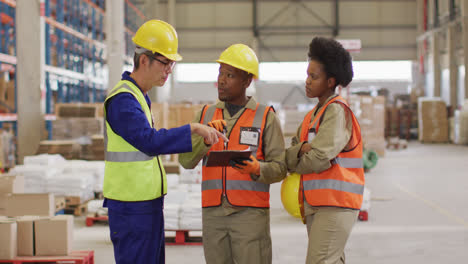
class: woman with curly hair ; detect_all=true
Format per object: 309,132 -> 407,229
285,37 -> 365,264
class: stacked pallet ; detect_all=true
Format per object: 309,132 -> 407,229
418,98 -> 448,143
36,140 -> 81,160
89,135 -> 104,160
349,95 -> 386,157
52,103 -> 103,140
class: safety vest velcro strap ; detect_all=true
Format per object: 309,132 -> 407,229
105,151 -> 153,162
226,180 -> 269,192
331,157 -> 363,169
303,179 -> 364,195
202,179 -> 223,191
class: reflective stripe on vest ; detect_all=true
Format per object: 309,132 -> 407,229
202,179 -> 269,192
331,157 -> 363,169
103,81 -> 166,201
303,179 -> 364,195
201,103 -> 272,208
299,95 -> 365,210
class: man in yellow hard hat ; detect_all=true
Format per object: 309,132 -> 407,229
179,44 -> 287,264
103,20 -> 227,264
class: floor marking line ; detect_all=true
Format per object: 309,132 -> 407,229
394,183 -> 468,228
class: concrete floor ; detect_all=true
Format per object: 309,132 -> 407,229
73,142 -> 468,263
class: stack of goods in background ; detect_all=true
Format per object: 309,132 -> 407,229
417,98 -> 449,143
8,154 -> 104,217
163,163 -> 203,231
384,93 -> 418,150
348,95 -> 386,157
277,106 -> 309,137
0,73 -> 15,114
391,94 -> 418,140
450,99 -> 468,145
151,102 -> 204,165
0,124 -> 15,169
38,103 -> 104,160
0,170 -> 74,259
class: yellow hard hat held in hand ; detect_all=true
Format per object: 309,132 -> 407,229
281,172 -> 301,219
216,44 -> 259,78
132,20 -> 183,61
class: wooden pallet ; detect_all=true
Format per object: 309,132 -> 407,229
165,230 -> 203,246
0,250 -> 94,264
64,202 -> 88,216
55,103 -> 103,119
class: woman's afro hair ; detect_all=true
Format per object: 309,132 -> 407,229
308,37 -> 354,87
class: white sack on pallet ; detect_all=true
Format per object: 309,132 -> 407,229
166,173 -> 179,189
47,172 -> 95,202
164,203 -> 180,230
23,154 -> 67,166
87,199 -> 108,216
179,163 -> 202,184
10,164 -> 62,193
179,193 -> 202,230
59,160 -> 105,192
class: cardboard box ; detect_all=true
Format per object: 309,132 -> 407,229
0,174 -> 25,194
0,220 -> 17,259
4,193 -> 55,217
17,216 -> 44,256
35,215 -> 74,256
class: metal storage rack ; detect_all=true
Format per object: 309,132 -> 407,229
40,0 -> 107,137
123,0 -> 146,70
0,0 -> 16,126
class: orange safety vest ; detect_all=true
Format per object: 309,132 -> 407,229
299,95 -> 365,212
200,103 -> 273,208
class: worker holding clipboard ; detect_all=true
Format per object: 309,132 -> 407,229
179,44 -> 287,264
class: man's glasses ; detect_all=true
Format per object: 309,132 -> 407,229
147,53 -> 176,70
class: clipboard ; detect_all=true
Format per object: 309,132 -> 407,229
205,150 -> 252,167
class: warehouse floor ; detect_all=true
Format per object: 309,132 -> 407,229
73,142 -> 468,264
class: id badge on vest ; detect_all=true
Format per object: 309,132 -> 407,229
239,127 -> 260,146
308,128 -> 316,143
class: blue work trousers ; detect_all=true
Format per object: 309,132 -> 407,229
108,199 -> 165,264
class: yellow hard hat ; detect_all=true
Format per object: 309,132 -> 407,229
216,44 -> 259,79
280,173 -> 301,219
132,20 -> 182,61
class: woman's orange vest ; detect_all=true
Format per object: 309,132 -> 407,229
200,103 -> 272,208
299,95 -> 365,211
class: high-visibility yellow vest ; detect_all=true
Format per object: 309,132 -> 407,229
103,80 -> 167,201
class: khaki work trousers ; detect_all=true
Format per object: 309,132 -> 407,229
202,207 -> 272,264
305,207 -> 358,264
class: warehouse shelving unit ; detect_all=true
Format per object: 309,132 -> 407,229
0,0 -> 16,127
40,0 -> 107,138
123,0 -> 146,70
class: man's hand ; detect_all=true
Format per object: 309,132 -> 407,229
230,155 -> 260,175
299,142 -> 312,157
207,120 -> 227,133
190,123 -> 228,145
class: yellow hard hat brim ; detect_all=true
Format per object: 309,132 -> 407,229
216,59 -> 258,79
